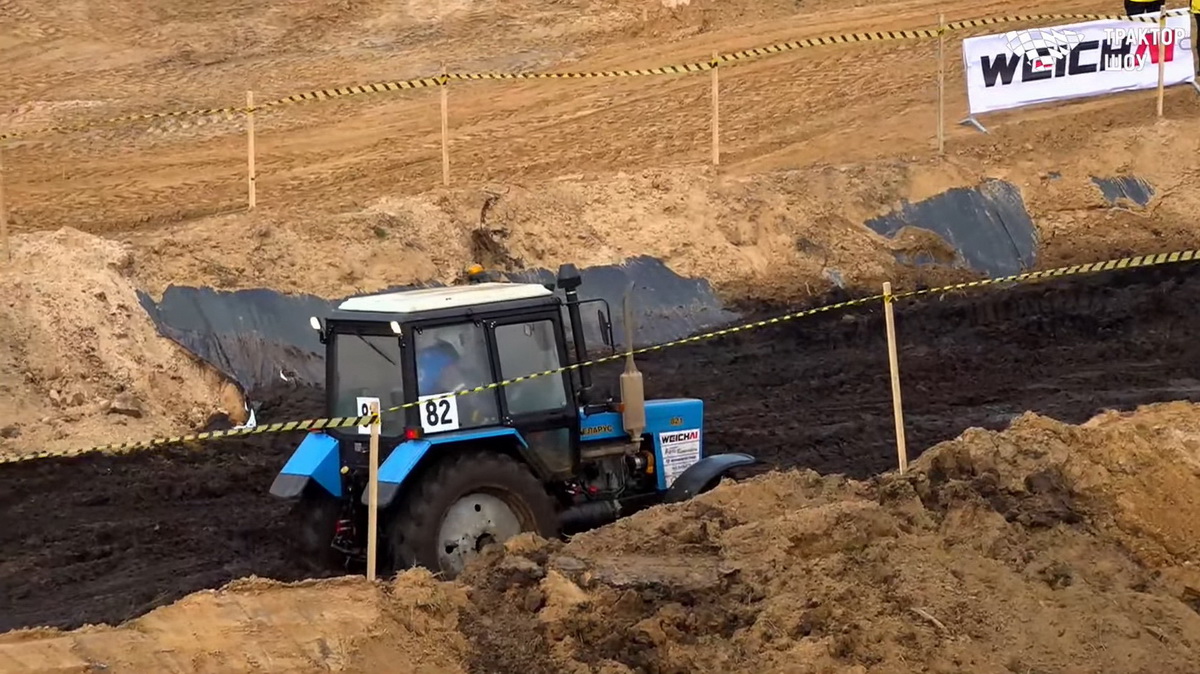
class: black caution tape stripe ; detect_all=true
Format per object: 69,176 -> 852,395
0,77 -> 454,141
2,114 -> 239,149
3,247 -> 1198,466
0,79 -> 447,141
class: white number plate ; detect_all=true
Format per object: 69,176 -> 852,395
418,393 -> 460,433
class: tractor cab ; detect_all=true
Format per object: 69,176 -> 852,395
269,264 -> 755,578
302,264 -> 618,479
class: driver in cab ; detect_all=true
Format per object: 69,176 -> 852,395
416,339 -> 492,427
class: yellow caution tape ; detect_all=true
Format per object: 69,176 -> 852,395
893,249 -> 1199,301
2,246 -> 1196,466
256,76 -> 445,108
7,7 -> 1183,141
0,106 -> 243,142
450,29 -> 940,81
0,78 -> 448,142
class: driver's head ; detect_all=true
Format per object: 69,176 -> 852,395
417,339 -> 462,392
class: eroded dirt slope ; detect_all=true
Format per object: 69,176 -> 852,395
5,0 -> 1200,667
8,399 -> 1200,673
0,229 -> 244,460
119,116 -> 1200,303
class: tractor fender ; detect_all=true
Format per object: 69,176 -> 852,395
269,431 -> 342,499
367,439 -> 432,509
663,452 -> 757,504
364,427 -> 530,508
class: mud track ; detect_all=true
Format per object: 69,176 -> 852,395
3,261 -> 1200,632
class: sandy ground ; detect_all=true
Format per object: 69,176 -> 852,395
7,401 -> 1200,672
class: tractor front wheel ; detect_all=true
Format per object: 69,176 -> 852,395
387,451 -> 558,579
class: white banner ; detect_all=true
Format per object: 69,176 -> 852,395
963,11 -> 1196,115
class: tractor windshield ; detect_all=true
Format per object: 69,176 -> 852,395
330,330 -> 404,435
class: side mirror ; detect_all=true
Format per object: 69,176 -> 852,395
597,309 -> 613,349
309,316 -> 328,344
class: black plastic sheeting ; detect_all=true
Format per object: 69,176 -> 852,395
1091,175 -> 1154,207
137,256 -> 739,395
864,179 -> 1038,278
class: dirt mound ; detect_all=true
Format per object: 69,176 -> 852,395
918,401 -> 1200,581
0,572 -> 471,674
0,228 -> 244,460
9,401 -> 1200,672
455,402 -> 1200,673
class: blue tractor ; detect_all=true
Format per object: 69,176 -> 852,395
269,264 -> 756,578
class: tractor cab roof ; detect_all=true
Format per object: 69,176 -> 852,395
327,281 -> 561,325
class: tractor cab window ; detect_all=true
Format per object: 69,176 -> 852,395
494,320 -> 569,416
414,322 -> 500,432
331,331 -> 404,436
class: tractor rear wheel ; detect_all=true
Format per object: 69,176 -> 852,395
386,450 -> 558,579
288,485 -> 345,575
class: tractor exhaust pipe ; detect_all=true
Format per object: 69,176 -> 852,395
619,282 -> 645,441
557,264 -> 593,402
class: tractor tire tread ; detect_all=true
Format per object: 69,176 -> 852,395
385,449 -> 557,578
288,485 -> 345,574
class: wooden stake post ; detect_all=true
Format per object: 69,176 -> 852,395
1156,13 -> 1168,117
882,282 -> 909,474
441,66 -> 450,187
937,13 -> 946,155
366,401 -> 381,581
246,91 -> 257,210
711,51 -> 720,167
